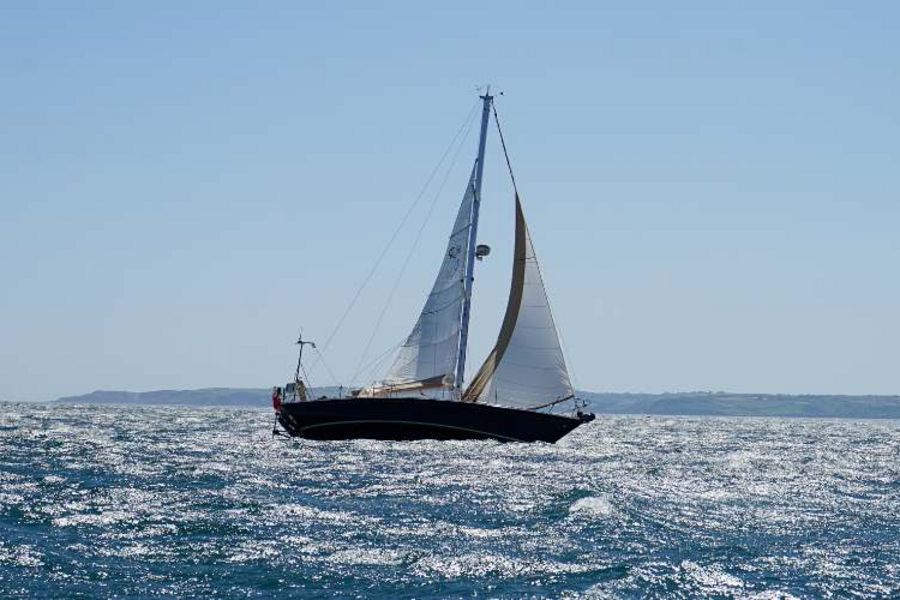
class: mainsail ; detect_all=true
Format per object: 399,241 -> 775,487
463,195 -> 574,410
360,167 -> 477,396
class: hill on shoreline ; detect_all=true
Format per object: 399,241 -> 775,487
49,388 -> 900,419
53,388 -> 274,408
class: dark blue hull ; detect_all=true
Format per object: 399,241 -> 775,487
277,397 -> 592,443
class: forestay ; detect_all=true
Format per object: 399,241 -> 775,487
463,196 -> 574,410
360,167 -> 476,396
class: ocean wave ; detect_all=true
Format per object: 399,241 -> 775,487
1,405 -> 898,598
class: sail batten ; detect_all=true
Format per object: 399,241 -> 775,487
463,194 -> 574,411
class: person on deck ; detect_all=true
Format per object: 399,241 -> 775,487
296,379 -> 308,402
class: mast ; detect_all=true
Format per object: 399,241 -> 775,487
455,88 -> 493,392
294,333 -> 316,383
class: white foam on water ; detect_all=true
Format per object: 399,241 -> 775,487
681,560 -> 745,592
52,510 -> 131,528
569,495 -> 616,518
0,543 -> 44,568
741,591 -> 802,600
225,540 -> 281,564
327,548 -> 405,566
274,502 -> 379,527
411,552 -> 594,580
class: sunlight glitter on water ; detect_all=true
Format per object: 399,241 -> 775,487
1,403 -> 899,598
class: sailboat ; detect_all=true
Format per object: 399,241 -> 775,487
275,90 -> 594,443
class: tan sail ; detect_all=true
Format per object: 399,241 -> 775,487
463,195 -> 527,401
463,194 -> 574,410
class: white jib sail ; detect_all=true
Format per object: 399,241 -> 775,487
362,167 -> 476,395
464,196 -> 574,410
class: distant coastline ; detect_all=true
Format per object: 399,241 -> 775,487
581,391 -> 900,419
46,388 -> 900,419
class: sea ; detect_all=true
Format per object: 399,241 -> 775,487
1,404 -> 898,599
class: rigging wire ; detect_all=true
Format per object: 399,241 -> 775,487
491,102 -> 518,196
311,345 -> 340,390
349,111 -> 478,387
352,337 -> 404,389
554,316 -> 584,409
300,360 -> 317,398
306,101 -> 480,380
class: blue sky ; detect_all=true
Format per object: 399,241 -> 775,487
2,1 -> 898,401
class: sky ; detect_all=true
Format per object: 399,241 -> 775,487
1,1 -> 898,402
